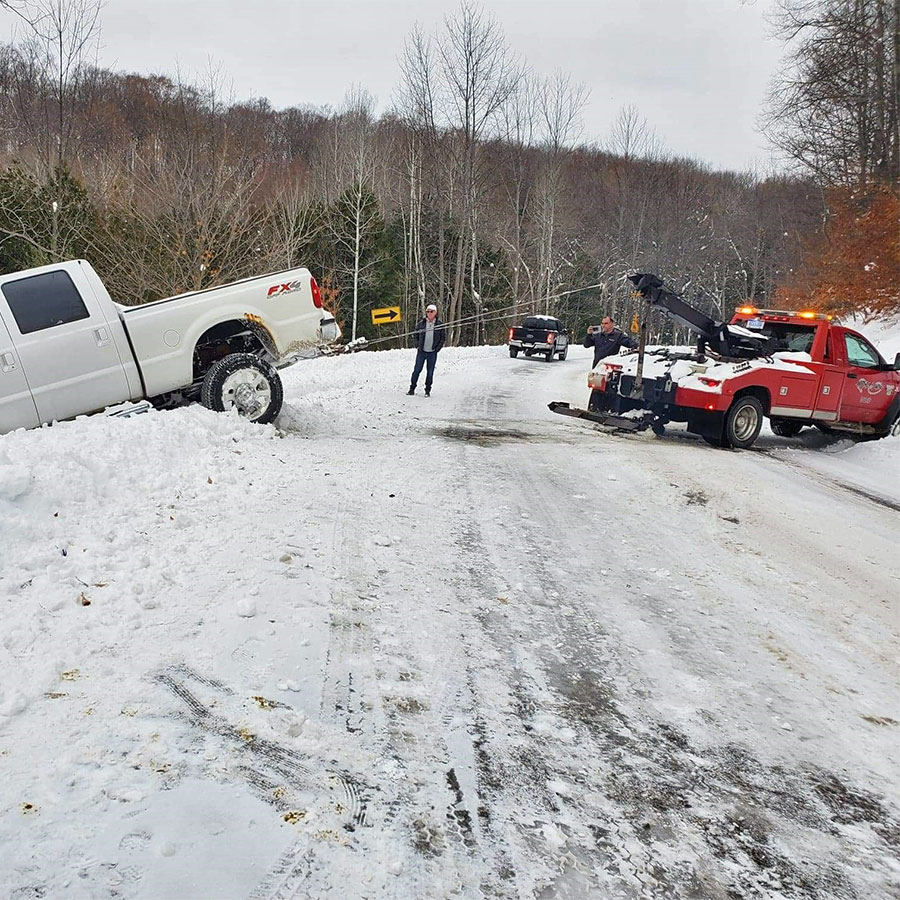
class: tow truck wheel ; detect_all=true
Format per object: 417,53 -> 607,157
588,389 -> 610,413
725,395 -> 764,449
509,347 -> 519,358
770,418 -> 804,438
201,352 -> 283,424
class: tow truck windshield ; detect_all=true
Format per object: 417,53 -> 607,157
733,320 -> 817,353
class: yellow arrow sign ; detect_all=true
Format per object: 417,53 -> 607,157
372,306 -> 402,325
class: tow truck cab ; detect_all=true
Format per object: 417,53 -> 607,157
728,306 -> 900,433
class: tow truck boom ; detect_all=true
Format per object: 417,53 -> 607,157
628,273 -> 766,360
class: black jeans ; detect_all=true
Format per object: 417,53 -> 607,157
410,350 -> 437,390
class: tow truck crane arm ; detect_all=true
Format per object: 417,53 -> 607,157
628,273 -> 767,360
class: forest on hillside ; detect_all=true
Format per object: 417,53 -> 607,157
0,0 -> 897,347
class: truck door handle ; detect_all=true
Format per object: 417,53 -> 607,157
1,351 -> 16,372
846,372 -> 857,379
93,327 -> 110,347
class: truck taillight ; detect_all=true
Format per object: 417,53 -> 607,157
310,276 -> 323,309
508,328 -> 514,341
548,332 -> 556,343
698,377 -> 721,387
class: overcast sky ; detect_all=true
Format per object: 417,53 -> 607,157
2,0 -> 786,173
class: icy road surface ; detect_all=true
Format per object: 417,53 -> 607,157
1,343 -> 898,899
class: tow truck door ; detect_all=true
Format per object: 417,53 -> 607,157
809,328 -> 844,422
837,329 -> 895,424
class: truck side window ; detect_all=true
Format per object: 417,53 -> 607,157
844,333 -> 880,368
2,270 -> 90,335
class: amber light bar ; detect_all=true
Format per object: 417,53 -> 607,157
734,306 -> 833,321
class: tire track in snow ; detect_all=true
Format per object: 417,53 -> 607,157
450,398 -> 898,898
153,664 -> 370,828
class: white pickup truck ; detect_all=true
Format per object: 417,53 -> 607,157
0,259 -> 340,433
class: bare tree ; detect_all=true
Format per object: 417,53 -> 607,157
1,0 -> 102,259
319,86 -> 382,340
397,26 -> 439,322
535,70 -> 587,313
265,179 -> 322,273
496,72 -> 538,317
763,0 -> 899,186
435,1 -> 522,342
11,0 -> 103,171
0,1 -> 36,24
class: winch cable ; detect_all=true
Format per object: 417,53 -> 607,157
353,281 -> 608,348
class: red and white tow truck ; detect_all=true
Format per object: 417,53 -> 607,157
550,273 -> 900,450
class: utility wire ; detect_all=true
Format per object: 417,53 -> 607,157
357,281 -> 607,348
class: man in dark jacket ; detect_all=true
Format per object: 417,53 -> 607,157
583,316 -> 637,367
408,304 -> 446,396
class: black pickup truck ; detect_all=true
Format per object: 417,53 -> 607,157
507,315 -> 569,361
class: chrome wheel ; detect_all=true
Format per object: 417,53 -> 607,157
220,368 -> 273,420
732,405 -> 759,442
725,395 -> 764,449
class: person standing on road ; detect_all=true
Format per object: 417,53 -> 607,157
408,304 -> 446,397
583,316 -> 637,367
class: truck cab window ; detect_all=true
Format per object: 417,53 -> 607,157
2,270 -> 90,334
844,333 -> 880,368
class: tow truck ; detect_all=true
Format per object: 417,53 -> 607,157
549,273 -> 900,449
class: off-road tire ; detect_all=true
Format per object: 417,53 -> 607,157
724,395 -> 764,449
200,352 -> 283,424
770,418 -> 804,438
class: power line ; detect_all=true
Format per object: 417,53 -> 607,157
358,281 -> 607,348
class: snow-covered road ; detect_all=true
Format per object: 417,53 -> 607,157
1,343 -> 898,899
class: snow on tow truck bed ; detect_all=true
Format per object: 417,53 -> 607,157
594,347 -> 816,393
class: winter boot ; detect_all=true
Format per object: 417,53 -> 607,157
407,387 -> 415,395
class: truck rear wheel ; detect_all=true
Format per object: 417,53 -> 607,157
588,389 -> 611,413
201,352 -> 283,424
509,347 -> 519,358
724,395 -> 763,449
544,349 -> 554,361
558,344 -> 568,360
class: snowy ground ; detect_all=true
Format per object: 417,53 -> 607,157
1,336 -> 898,899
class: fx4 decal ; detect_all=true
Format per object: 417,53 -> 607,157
267,280 -> 305,298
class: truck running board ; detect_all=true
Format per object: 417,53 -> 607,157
548,401 -> 651,432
